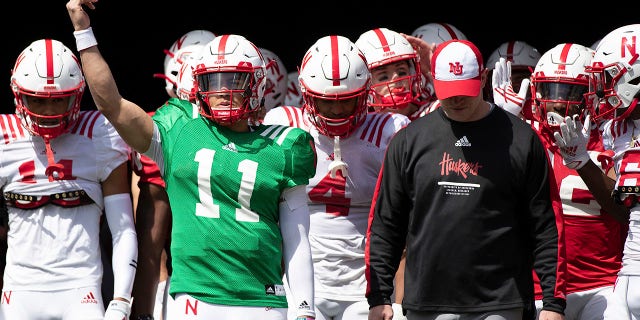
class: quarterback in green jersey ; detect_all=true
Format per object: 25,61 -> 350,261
66,2 -> 317,319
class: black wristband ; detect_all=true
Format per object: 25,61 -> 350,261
136,315 -> 154,320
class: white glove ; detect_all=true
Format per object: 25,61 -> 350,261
103,299 -> 132,320
392,303 -> 408,320
552,113 -> 591,170
492,57 -> 530,117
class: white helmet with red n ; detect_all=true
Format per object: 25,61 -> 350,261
11,39 -> 85,139
259,48 -> 288,112
586,24 -> 640,122
156,29 -> 216,98
355,27 -> 425,111
192,34 -> 266,124
410,22 -> 467,45
486,40 -> 541,105
530,43 -> 593,132
176,55 -> 199,102
299,35 -> 371,138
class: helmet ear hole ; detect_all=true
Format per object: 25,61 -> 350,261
630,76 -> 640,87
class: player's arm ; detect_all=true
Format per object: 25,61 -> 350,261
280,185 -> 315,319
577,160 -> 629,223
131,182 -> 171,319
528,136 -> 566,314
553,115 -> 629,223
102,161 -> 138,319
66,0 -> 153,153
279,129 -> 317,319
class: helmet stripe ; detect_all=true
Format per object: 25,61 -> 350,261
330,35 -> 340,87
506,41 -> 516,63
439,23 -> 460,40
45,39 -> 54,85
558,43 -> 572,71
217,35 -> 229,61
373,28 -> 390,53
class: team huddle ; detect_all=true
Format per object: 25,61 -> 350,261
0,0 -> 638,320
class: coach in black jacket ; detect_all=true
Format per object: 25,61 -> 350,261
365,39 -> 566,320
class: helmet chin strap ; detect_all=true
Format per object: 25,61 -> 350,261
328,136 -> 348,178
43,137 -> 65,182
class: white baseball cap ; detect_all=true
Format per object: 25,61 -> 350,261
430,39 -> 484,100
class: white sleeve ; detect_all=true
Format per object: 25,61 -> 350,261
143,122 -> 165,177
279,185 -> 316,318
262,106 -> 290,126
105,193 -> 138,300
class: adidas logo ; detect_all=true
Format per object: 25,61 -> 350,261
265,285 -> 275,294
275,285 -> 286,296
454,136 -> 471,147
80,291 -> 98,304
298,300 -> 312,311
222,143 -> 237,152
263,284 -> 287,296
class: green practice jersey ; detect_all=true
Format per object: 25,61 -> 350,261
153,99 -> 316,307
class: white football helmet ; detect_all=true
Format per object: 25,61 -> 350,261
175,55 -> 198,102
486,40 -> 541,70
11,39 -> 85,139
530,43 -> 593,132
299,35 -> 371,138
355,27 -> 425,111
156,29 -> 216,98
193,34 -> 266,124
410,22 -> 467,45
486,40 -> 541,99
259,48 -> 288,112
586,24 -> 640,121
284,71 -> 303,107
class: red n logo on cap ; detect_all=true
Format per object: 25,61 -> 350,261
449,62 -> 463,75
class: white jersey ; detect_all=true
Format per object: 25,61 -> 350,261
0,111 -> 130,291
601,118 -> 640,275
407,99 -> 439,120
264,107 -> 409,300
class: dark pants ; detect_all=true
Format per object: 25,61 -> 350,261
405,308 -> 523,320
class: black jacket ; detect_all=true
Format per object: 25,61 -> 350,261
366,105 -> 566,314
